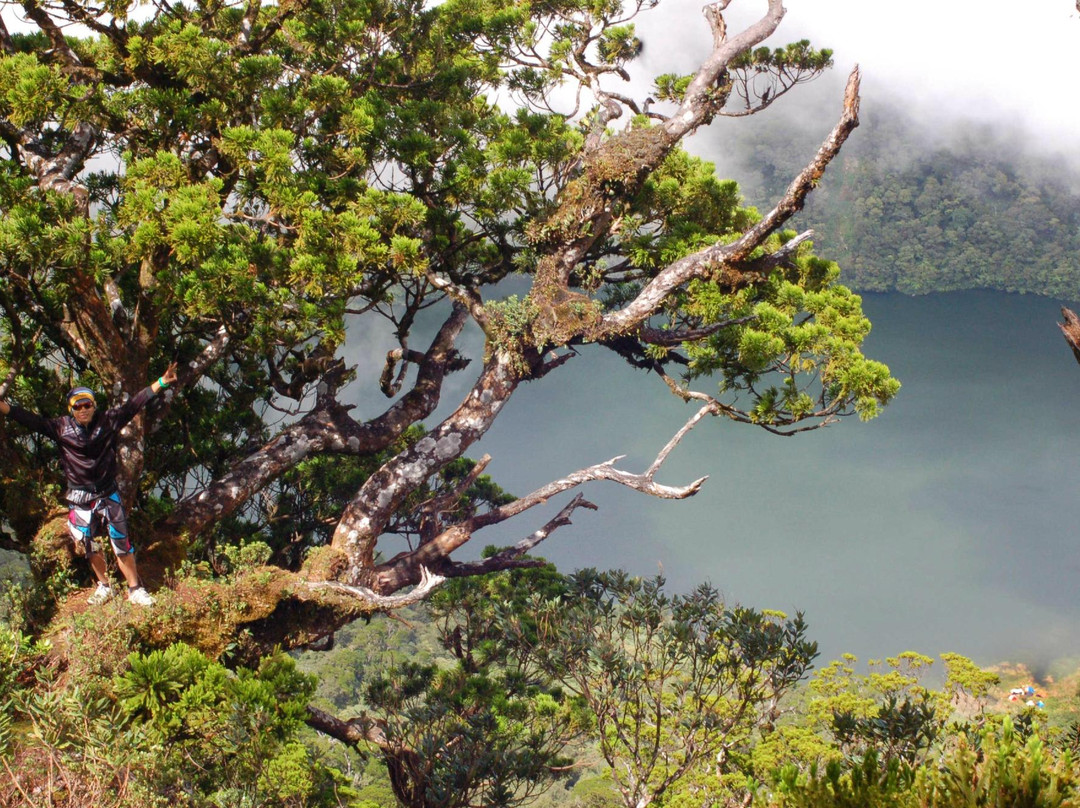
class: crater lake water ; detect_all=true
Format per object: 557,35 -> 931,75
380,289 -> 1080,670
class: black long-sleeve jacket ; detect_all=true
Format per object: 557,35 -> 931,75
7,387 -> 157,494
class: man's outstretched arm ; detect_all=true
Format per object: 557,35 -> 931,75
112,362 -> 182,428
0,396 -> 58,440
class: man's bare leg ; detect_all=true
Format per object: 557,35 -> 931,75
115,553 -> 141,589
88,552 -> 110,585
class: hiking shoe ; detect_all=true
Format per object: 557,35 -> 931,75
127,586 -> 155,607
87,582 -> 114,606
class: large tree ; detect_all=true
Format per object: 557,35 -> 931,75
0,0 -> 895,653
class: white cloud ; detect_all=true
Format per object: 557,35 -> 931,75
643,0 -> 1080,140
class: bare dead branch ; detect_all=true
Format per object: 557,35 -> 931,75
665,0 -> 785,140
584,96 -> 624,155
646,403 -> 718,477
367,398 -> 716,591
446,493 -> 598,576
721,70 -> 859,263
597,71 -> 859,337
309,565 -> 446,607
536,349 -> 576,378
471,403 -> 714,536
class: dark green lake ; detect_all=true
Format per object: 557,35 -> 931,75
461,290 -> 1080,668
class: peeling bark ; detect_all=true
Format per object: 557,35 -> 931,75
330,351 -> 520,585
1060,307 -> 1080,366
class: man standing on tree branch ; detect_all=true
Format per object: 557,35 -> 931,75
0,363 -> 179,606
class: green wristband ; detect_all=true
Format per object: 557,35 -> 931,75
158,376 -> 168,389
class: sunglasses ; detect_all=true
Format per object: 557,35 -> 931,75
71,401 -> 95,411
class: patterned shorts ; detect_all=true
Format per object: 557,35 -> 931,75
66,491 -> 133,557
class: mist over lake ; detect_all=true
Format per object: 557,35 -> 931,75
420,290 -> 1080,669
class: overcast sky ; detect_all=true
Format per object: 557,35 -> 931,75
643,0 -> 1080,142
5,0 -> 1076,139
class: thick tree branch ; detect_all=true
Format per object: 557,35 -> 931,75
665,0 -> 786,140
185,323 -> 232,382
56,0 -> 127,49
330,350 -> 520,583
20,0 -> 84,68
306,705 -> 384,748
17,121 -> 98,213
529,0 -> 790,313
380,347 -> 425,397
427,271 -> 489,330
169,307 -> 469,539
305,704 -> 425,808
596,70 -> 859,337
472,446 -> 709,532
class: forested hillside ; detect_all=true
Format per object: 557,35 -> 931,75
711,98 -> 1080,297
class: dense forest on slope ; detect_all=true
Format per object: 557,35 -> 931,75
708,98 -> 1080,297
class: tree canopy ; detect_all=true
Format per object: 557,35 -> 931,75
0,0 -> 896,661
